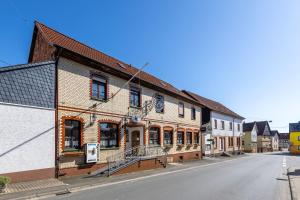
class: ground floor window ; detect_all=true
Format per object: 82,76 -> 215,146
237,137 -> 241,146
64,120 -> 82,151
164,130 -> 173,145
149,127 -> 160,146
186,132 -> 192,145
229,137 -> 233,146
194,132 -> 199,144
177,131 -> 184,145
214,138 -> 217,149
298,146 -> 300,150
100,123 -> 119,148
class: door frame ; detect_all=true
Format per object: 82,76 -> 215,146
125,126 -> 144,150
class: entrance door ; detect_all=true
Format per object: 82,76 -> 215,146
131,130 -> 140,148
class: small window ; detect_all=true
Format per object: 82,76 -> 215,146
298,136 -> 300,141
163,130 -> 173,145
237,124 -> 241,132
191,107 -> 196,120
155,94 -> 164,113
229,122 -> 233,130
149,127 -> 160,146
177,131 -> 184,145
92,75 -> 107,100
194,132 -> 199,144
186,132 -> 192,145
214,119 -> 218,129
178,102 -> 184,117
221,121 -> 225,130
298,146 -> 300,150
100,123 -> 119,148
64,120 -> 82,151
130,86 -> 141,108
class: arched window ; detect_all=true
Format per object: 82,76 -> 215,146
164,130 -> 173,145
64,120 -> 82,151
149,127 -> 160,146
99,123 -> 119,149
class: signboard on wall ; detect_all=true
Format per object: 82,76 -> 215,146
86,143 -> 99,163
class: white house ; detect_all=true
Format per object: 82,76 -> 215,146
0,61 -> 56,182
183,91 -> 244,156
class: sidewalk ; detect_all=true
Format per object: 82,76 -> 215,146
0,155 -> 245,200
288,167 -> 300,200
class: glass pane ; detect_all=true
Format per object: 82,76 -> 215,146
64,120 -> 81,150
92,80 -> 99,98
100,123 -> 118,148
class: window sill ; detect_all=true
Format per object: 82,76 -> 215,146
130,106 -> 142,109
100,147 -> 120,150
91,97 -> 107,102
62,151 -> 84,157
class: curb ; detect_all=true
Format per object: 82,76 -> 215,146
288,168 -> 296,200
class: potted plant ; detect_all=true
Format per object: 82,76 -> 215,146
0,176 -> 10,193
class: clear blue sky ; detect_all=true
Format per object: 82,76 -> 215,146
1,0 -> 300,132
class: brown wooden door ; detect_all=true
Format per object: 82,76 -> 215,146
131,130 -> 140,148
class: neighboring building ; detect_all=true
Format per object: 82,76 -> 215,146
279,133 -> 289,150
289,122 -> 300,154
0,61 -> 56,182
255,121 -> 272,153
28,21 -> 203,177
242,122 -> 258,153
270,130 -> 279,151
183,90 -> 244,156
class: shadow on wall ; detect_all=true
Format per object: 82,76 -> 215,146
0,126 -> 54,158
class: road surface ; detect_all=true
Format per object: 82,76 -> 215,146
47,152 -> 297,200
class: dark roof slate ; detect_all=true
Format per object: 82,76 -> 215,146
279,133 -> 289,140
243,122 -> 256,132
0,61 -> 56,108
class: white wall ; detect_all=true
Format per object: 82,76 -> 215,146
251,125 -> 258,142
0,103 -> 55,174
211,111 -> 243,137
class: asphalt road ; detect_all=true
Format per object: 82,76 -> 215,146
47,152 -> 296,200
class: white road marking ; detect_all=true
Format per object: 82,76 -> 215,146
282,156 -> 287,168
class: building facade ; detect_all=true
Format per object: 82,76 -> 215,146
289,122 -> 300,154
28,21 -> 203,177
255,121 -> 272,153
0,62 -> 56,182
279,133 -> 289,150
270,130 -> 279,151
183,91 -> 244,156
242,122 -> 258,153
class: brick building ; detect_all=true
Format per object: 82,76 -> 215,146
28,21 -> 203,177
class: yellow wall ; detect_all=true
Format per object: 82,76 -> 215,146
290,132 -> 300,154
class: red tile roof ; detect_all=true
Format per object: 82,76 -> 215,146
34,21 -> 196,103
183,90 -> 244,119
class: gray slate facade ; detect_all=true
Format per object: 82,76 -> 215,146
0,61 -> 56,108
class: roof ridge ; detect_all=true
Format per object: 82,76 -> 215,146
35,21 -> 131,68
0,61 -> 55,72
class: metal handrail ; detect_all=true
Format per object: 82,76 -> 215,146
106,145 -> 168,176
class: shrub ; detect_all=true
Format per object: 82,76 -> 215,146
0,177 -> 11,186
